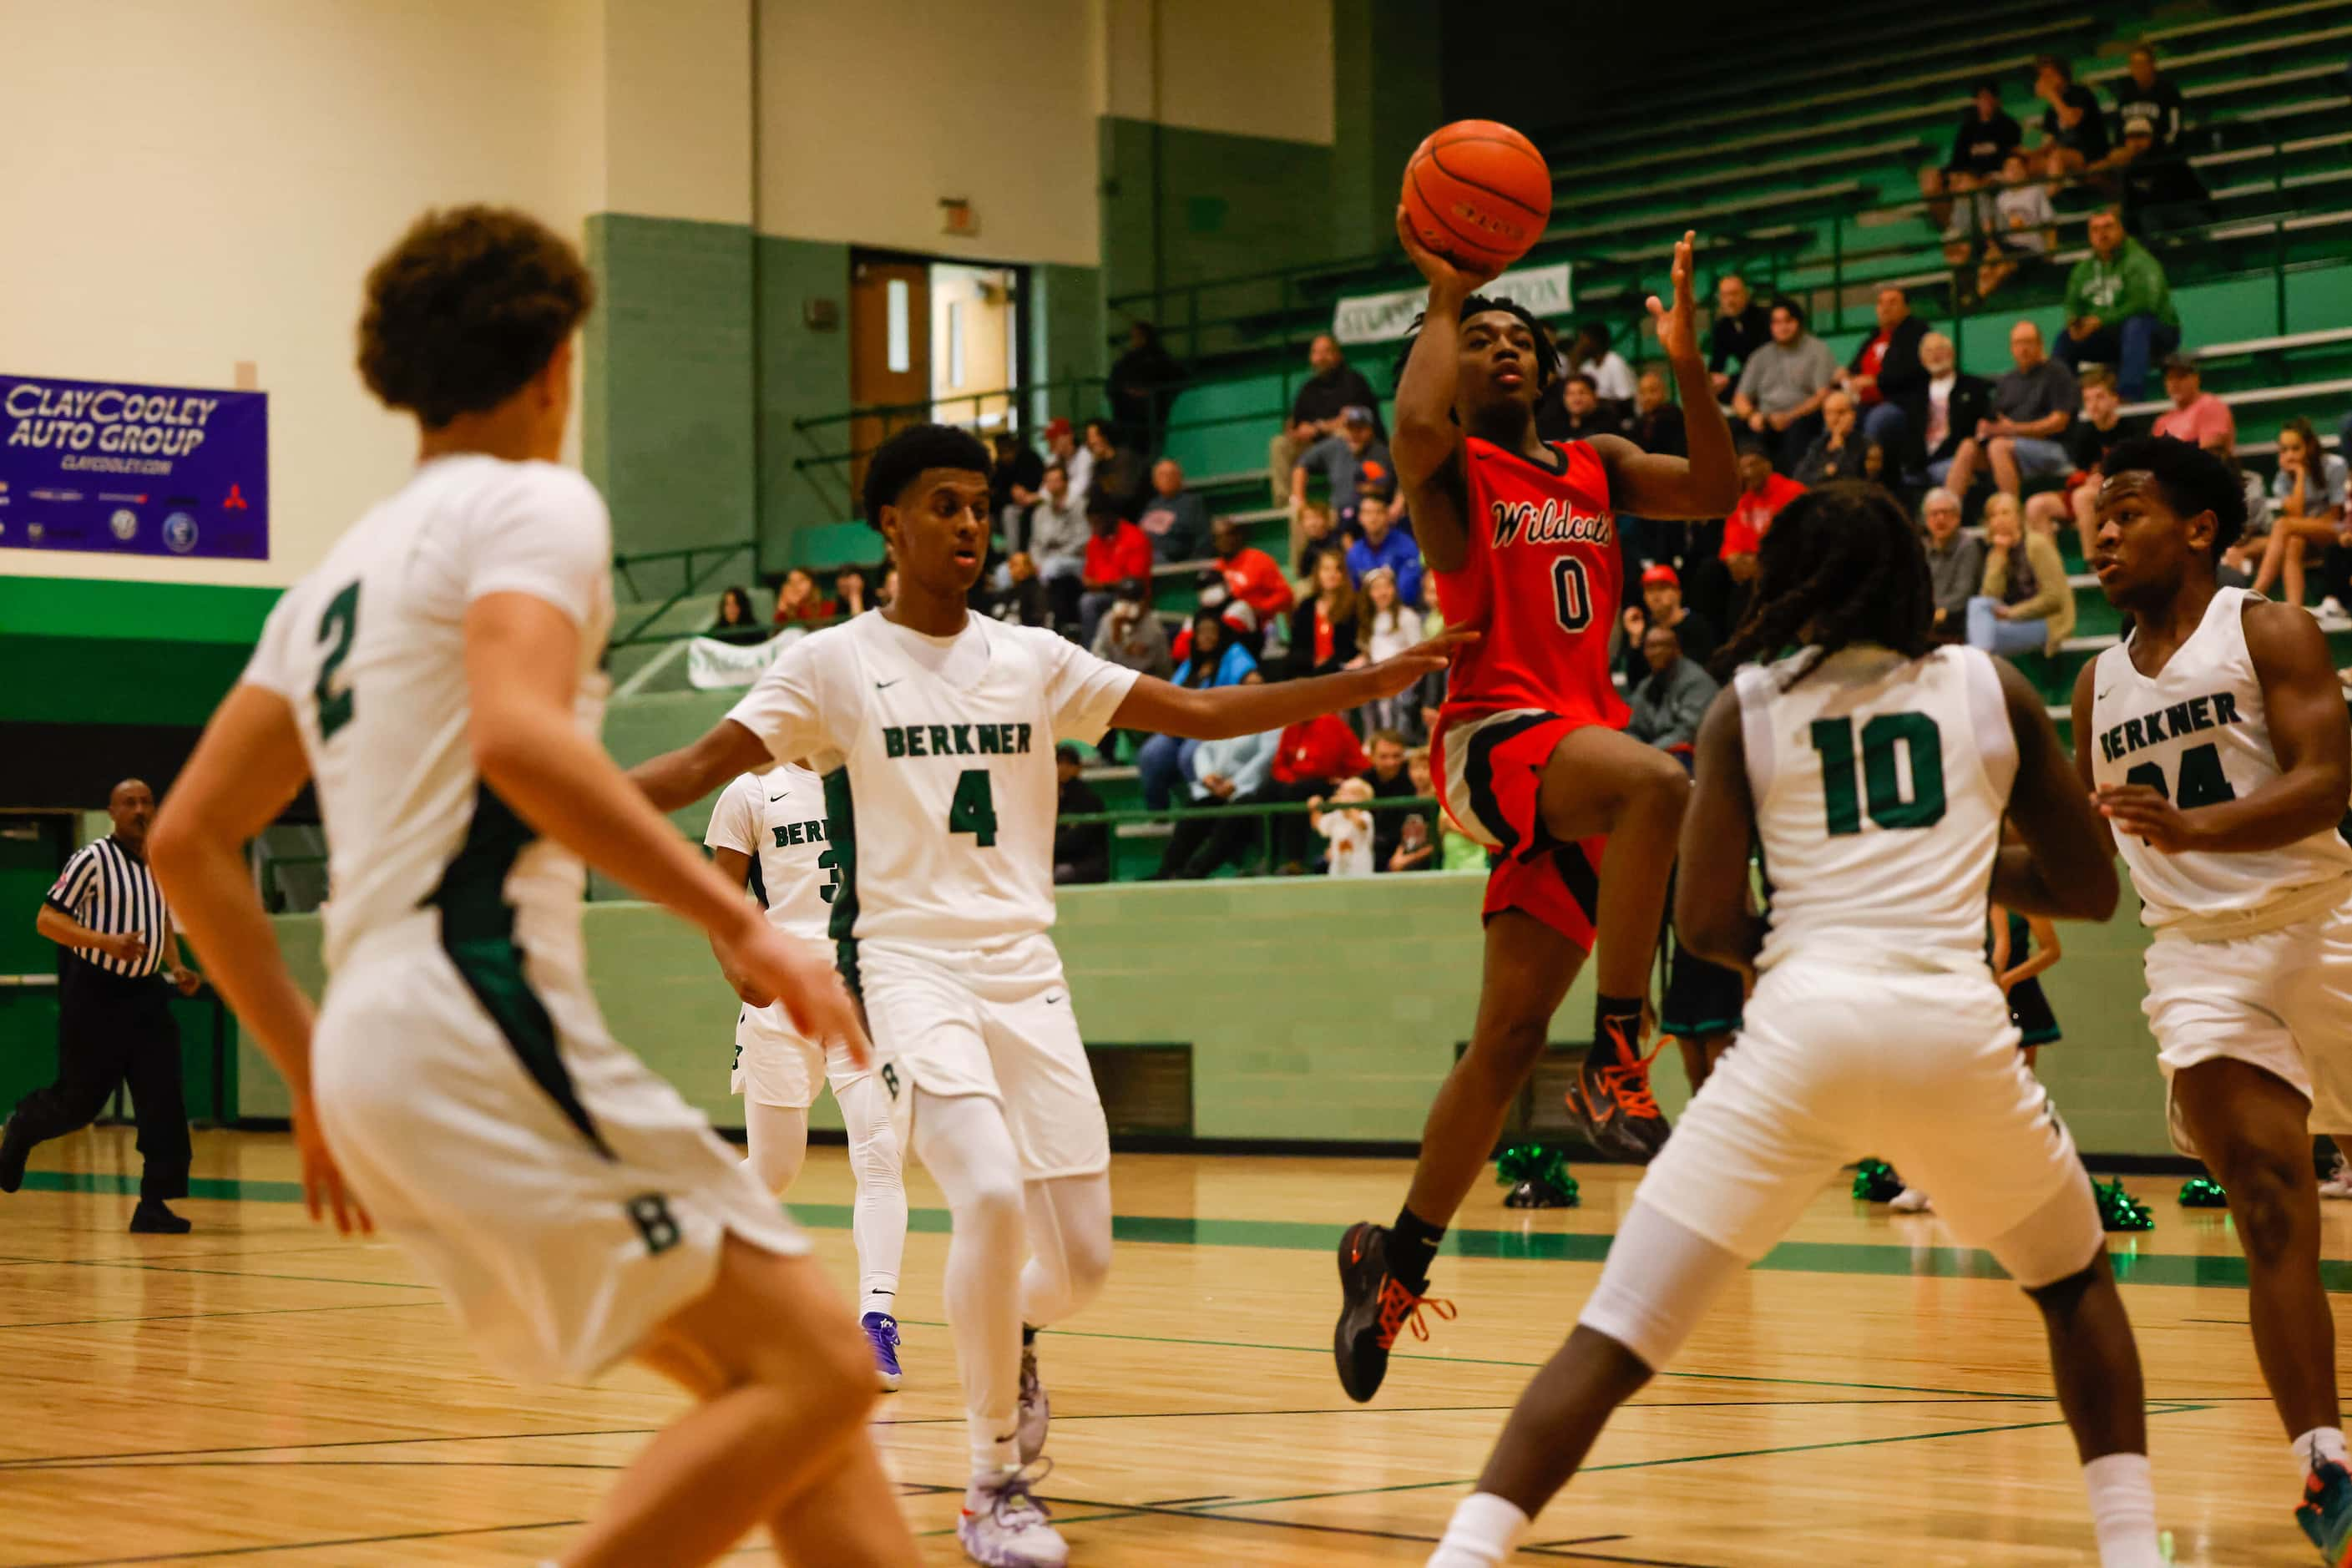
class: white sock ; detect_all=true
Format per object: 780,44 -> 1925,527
1427,1492 -> 1530,1567
862,1284 -> 897,1318
2082,1452 -> 2162,1567
2292,1425 -> 2349,1482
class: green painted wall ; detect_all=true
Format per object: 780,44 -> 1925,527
1331,0 -> 1445,262
0,579 -> 280,726
755,234 -> 855,574
1032,261 -> 1108,431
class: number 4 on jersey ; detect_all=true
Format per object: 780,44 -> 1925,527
2125,742 -> 2237,809
948,768 -> 999,848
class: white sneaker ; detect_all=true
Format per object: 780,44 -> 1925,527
1017,1340 -> 1050,1464
959,1462 -> 1068,1567
2319,597 -> 2346,621
2322,1155 -> 2352,1201
1889,1186 -> 1933,1213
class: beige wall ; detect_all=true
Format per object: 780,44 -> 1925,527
0,0 -> 609,589
1095,0 -> 1333,144
604,0 -> 754,224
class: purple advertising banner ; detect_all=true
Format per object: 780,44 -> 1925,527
0,373 -> 268,560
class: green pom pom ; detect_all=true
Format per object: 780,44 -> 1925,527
1852,1159 -> 1904,1202
2178,1176 -> 2228,1208
1499,1143 -> 1579,1206
1496,1143 -> 1550,1184
2097,1178 -> 2154,1232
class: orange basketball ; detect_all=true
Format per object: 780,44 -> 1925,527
1400,119 -> 1553,271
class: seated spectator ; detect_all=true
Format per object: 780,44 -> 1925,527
1210,516 -> 1295,630
1976,152 -> 2058,300
1042,417 -> 1092,502
1729,440 -> 1805,544
988,551 -> 1051,628
1920,487 -> 1985,642
1136,609 -> 1258,810
1687,442 -> 1796,635
1107,321 -> 1186,451
2031,53 -> 2110,188
1793,391 -> 1872,487
1627,369 -> 1687,456
1267,710 -> 1370,872
1618,563 -> 1718,687
1092,578 -> 1175,679
1966,494 -> 2074,659
2113,114 -> 2208,235
1732,297 -> 1836,472
1137,458 -> 1211,562
1945,320 -> 2079,500
1308,777 -> 1378,878
1292,498 -> 1339,586
1626,623 -> 1719,751
2247,417 -> 2352,610
1155,675 -> 1283,881
711,584 -> 765,644
1837,286 -> 1928,468
2150,354 -> 2234,455
1706,272 -> 1772,404
1355,568 -> 1424,741
1343,491 -> 1424,605
990,430 -> 1046,539
2054,209 -> 2180,399
1268,332 -> 1381,503
1077,491 -> 1152,645
2107,43 -> 2187,163
1292,406 -> 1393,526
1288,548 -> 1361,679
1919,331 -> 1998,490
1053,744 -> 1109,886
1862,441 -> 1890,487
1924,79 -> 2023,246
1540,372 -> 1631,445
1086,418 -> 1149,521
1567,321 -> 1636,407
2030,366 -> 2143,560
771,567 -> 834,625
1025,462 -> 1090,609
1357,729 -> 1417,871
832,567 -> 873,620
1406,746 -> 1483,872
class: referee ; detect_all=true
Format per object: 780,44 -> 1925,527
0,779 -> 205,1232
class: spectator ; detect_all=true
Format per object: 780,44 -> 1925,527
1862,441 -> 1890,487
833,567 -> 873,620
1793,390 -> 1873,487
1732,297 -> 1837,472
1407,746 -> 1483,872
1092,578 -> 1174,679
1288,548 -> 1362,679
1343,491 -> 1424,606
1568,321 -> 1636,407
1268,333 -> 1381,503
2031,53 -> 2111,187
2112,114 -> 2209,235
1137,458 -> 1211,562
1267,710 -> 1370,872
2055,208 -> 2180,398
1211,516 -> 1295,630
1085,418 -> 1149,521
1695,443 -> 1793,635
1077,491 -> 1152,645
1308,777 -> 1378,878
988,551 -> 1051,628
1706,272 -> 1773,404
1839,286 -> 1930,468
1292,406 -> 1394,525
1920,78 -> 2023,232
1945,320 -> 2078,501
2150,354 -> 2235,454
991,430 -> 1046,538
1357,729 -> 1418,871
1919,331 -> 1999,490
1354,567 -> 1423,741
711,584 -> 765,644
771,567 -> 834,625
1292,498 -> 1339,585
1107,321 -> 1186,451
1728,440 -> 1806,545
2109,43 -> 2187,159
1628,369 -> 1687,456
1026,463 -> 1090,616
1155,677 -> 1284,881
2247,417 -> 2351,610
1920,486 -> 1985,641
1976,151 -> 2058,300
1626,623 -> 1719,751
1136,609 -> 1258,809
1054,744 -> 1110,885
2030,365 -> 2143,560
1541,372 -> 1631,445
1042,417 -> 1092,503
1618,563 -> 1719,686
1967,494 -> 2075,659
877,564 -> 898,607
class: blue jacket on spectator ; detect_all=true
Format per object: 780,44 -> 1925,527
1171,641 -> 1257,689
1346,529 -> 1424,607
1188,728 -> 1278,801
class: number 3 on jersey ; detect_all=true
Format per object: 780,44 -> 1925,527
1551,557 -> 1591,633
948,768 -> 999,847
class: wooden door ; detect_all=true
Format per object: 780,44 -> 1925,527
848,258 -> 931,504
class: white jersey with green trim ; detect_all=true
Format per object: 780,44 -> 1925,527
236,455 -> 613,973
703,766 -> 835,943
722,609 -> 1137,955
1735,643 -> 2014,976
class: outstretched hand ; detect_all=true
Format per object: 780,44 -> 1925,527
1357,626 -> 1479,701
1646,230 -> 1702,366
2093,783 -> 2198,853
1396,205 -> 1503,296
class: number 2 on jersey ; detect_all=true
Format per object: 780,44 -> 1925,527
948,768 -> 999,848
1809,713 -> 1945,834
315,579 -> 362,740
1550,556 -> 1591,633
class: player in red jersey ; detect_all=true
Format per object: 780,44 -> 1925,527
1333,222 -> 1736,1403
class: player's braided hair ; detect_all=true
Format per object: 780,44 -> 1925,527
1389,293 -> 1560,399
1709,481 -> 1935,687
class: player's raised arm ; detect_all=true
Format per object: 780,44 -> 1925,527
1672,685 -> 1764,973
1587,233 -> 1740,521
1388,207 -> 1500,574
1112,627 -> 1473,741
1995,655 -> 2117,920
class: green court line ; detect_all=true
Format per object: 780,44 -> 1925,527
17,1170 -> 2321,1293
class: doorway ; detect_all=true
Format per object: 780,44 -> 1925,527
848,253 -> 1027,496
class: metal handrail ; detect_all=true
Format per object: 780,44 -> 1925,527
613,540 -> 756,647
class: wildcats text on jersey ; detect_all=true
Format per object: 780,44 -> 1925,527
1489,498 -> 1614,550
881,721 -> 1034,759
2096,689 -> 2243,764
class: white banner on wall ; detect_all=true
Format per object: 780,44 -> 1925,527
1331,261 -> 1574,346
685,625 -> 808,689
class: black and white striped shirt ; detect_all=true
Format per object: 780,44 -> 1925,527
45,837 -> 171,979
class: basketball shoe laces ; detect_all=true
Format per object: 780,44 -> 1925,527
1593,1018 -> 1665,1120
1373,1277 -> 1458,1351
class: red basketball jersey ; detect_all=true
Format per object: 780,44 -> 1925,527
1434,437 -> 1629,726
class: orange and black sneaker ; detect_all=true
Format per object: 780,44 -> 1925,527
1567,1013 -> 1671,1162
1333,1221 -> 1456,1404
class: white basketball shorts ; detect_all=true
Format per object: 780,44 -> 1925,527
731,1000 -> 868,1110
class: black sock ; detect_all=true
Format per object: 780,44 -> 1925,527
1595,994 -> 1643,1059
1021,1323 -> 1038,1348
1389,1206 -> 1446,1294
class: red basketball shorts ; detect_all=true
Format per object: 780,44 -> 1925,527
1431,706 -> 1610,952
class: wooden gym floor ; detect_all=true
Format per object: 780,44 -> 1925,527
1,1129 -> 2347,1565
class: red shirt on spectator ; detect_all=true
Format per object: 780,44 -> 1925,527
1723,473 -> 1806,558
1219,547 -> 1296,622
774,596 -> 837,625
1852,329 -> 1892,405
1084,521 -> 1153,587
1273,714 -> 1368,785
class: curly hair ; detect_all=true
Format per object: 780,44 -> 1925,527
1710,481 -> 1935,686
2099,433 -> 2247,557
357,206 -> 594,429
1389,292 -> 1560,400
861,422 -> 992,529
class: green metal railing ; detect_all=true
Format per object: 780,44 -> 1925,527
609,540 -> 757,647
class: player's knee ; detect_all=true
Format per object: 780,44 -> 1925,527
954,1168 -> 1028,1239
1062,1224 -> 1113,1308
2223,1156 -> 2308,1262
2021,1248 -> 2107,1313
1626,746 -> 1691,819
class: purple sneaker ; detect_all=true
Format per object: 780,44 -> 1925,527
861,1311 -> 903,1393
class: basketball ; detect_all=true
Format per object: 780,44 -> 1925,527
1401,119 -> 1553,271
